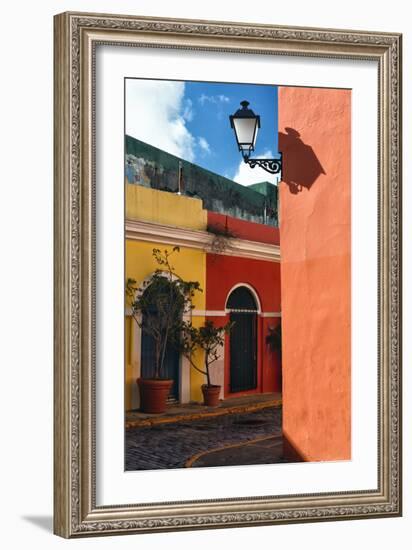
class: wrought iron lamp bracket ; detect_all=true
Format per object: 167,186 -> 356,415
243,152 -> 283,175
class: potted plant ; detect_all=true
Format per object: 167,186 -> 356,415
126,247 -> 201,413
266,323 -> 282,388
178,319 -> 233,407
266,323 -> 282,359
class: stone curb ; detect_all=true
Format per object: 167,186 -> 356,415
185,434 -> 280,468
125,398 -> 282,430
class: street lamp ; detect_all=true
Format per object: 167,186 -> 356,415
229,100 -> 282,176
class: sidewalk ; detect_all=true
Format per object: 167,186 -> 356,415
126,392 -> 282,429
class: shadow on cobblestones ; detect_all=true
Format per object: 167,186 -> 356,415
125,407 -> 282,470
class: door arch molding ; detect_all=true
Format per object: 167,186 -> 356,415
224,282 -> 262,314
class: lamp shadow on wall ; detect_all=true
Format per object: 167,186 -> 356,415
278,127 -> 326,194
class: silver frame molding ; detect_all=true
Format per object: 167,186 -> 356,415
53,11 -> 402,538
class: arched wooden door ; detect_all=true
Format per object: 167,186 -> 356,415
227,286 -> 258,393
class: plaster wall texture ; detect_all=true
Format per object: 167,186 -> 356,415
208,211 -> 280,245
126,183 -> 207,230
279,86 -> 351,461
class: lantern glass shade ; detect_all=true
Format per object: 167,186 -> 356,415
230,101 -> 260,157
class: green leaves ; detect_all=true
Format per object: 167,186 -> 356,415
177,319 -> 234,386
125,247 -> 235,385
125,248 -> 202,379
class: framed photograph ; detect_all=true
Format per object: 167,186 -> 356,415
53,11 -> 402,537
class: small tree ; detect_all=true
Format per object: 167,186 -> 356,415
178,319 -> 233,387
126,247 -> 202,380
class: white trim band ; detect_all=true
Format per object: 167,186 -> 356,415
126,308 -> 281,318
126,218 -> 281,263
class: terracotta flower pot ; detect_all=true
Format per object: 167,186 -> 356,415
137,378 -> 173,413
201,384 -> 221,407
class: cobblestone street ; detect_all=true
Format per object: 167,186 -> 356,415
125,407 -> 282,470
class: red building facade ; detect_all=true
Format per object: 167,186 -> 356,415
206,212 -> 282,397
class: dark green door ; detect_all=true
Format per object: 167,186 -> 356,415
229,312 -> 257,392
227,286 -> 258,393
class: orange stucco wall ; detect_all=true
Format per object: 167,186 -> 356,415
278,87 -> 351,461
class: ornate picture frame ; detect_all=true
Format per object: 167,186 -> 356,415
53,11 -> 402,538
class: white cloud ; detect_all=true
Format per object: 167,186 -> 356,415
199,93 -> 230,106
182,98 -> 194,122
232,150 -> 280,186
198,136 -> 211,155
126,79 -> 196,162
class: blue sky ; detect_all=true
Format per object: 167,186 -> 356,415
126,78 -> 280,186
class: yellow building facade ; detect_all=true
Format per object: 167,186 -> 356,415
125,183 -> 207,410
